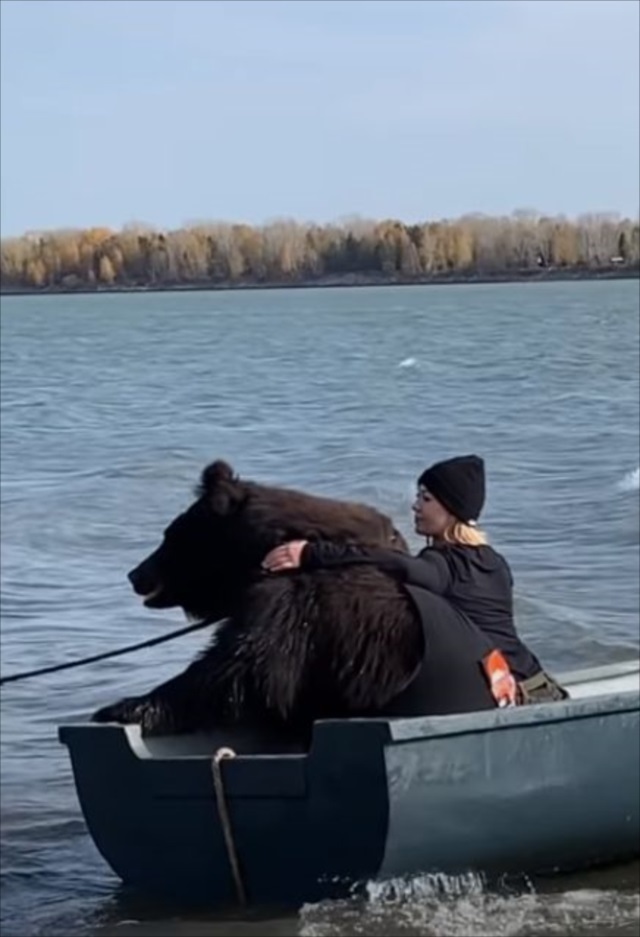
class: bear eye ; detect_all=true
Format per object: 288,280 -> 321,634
163,513 -> 188,541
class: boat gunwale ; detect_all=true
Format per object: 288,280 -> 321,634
59,688 -> 640,761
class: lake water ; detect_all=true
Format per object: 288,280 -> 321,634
1,281 -> 639,937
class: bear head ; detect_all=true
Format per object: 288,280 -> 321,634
128,458 -> 407,624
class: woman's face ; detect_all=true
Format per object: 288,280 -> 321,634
412,487 -> 453,538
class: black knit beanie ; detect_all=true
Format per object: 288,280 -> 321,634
418,455 -> 486,524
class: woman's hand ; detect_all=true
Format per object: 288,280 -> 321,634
262,540 -> 309,573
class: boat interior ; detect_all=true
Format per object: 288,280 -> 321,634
122,658 -> 640,761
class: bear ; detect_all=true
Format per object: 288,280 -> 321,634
92,459 -> 497,739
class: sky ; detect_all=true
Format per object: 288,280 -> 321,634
0,0 -> 638,237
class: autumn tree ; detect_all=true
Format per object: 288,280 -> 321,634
1,212 -> 638,292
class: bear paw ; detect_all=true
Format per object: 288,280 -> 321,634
91,696 -> 177,735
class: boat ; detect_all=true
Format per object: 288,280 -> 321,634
58,658 -> 640,907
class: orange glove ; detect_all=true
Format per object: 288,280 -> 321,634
482,649 -> 518,707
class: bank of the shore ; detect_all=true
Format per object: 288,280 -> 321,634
1,266 -> 638,298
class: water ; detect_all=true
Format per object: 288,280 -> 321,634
1,281 -> 638,936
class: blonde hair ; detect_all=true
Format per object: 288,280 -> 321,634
441,521 -> 488,546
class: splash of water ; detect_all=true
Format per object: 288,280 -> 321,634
299,871 -> 640,937
618,468 -> 639,493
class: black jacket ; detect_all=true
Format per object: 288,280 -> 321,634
301,540 -> 543,682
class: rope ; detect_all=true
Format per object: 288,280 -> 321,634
211,746 -> 248,906
0,618 -> 214,686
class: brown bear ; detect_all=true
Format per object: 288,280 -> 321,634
92,459 -> 497,738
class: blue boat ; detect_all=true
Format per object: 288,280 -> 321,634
59,659 -> 640,907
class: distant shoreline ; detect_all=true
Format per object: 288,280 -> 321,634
1,265 -> 638,298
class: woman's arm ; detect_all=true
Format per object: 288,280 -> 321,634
263,540 -> 451,593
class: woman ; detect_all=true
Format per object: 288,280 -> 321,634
262,454 -> 567,704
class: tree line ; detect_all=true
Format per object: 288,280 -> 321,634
1,212 -> 638,292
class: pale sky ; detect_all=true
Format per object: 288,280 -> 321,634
1,0 -> 638,236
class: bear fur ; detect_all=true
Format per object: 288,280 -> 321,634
92,459 -> 494,738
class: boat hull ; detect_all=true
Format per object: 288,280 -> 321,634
58,660 -> 640,906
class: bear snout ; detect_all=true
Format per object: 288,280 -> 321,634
128,558 -> 161,599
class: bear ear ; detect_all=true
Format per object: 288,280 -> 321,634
201,459 -> 236,491
198,460 -> 243,515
